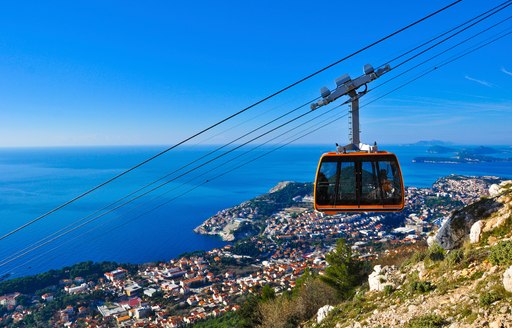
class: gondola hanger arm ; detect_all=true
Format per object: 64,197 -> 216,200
310,64 -> 391,111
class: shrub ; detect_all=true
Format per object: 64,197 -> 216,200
406,314 -> 447,328
479,291 -> 503,307
444,249 -> 464,267
426,243 -> 445,263
383,284 -> 394,296
401,250 -> 427,269
488,240 -> 512,266
257,277 -> 338,328
409,280 -> 435,294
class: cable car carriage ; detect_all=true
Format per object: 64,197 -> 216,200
311,64 -> 405,213
314,149 -> 404,213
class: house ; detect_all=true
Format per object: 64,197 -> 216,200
0,292 -> 20,306
73,276 -> 85,284
65,283 -> 88,294
134,306 -> 150,319
127,297 -> 142,309
180,276 -> 205,288
115,315 -> 131,325
186,296 -> 198,306
144,287 -> 157,297
41,293 -> 54,302
124,282 -> 142,297
104,268 -> 128,281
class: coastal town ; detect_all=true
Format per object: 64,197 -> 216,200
0,175 -> 503,327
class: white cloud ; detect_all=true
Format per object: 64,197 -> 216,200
501,67 -> 512,77
464,75 -> 494,87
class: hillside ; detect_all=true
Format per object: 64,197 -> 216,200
312,180 -> 512,328
194,182 -> 313,241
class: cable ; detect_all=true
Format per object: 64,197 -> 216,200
7,18 -> 509,268
0,0 -> 463,242
0,97 -> 318,262
364,27 -> 512,110
8,25 -> 510,273
0,106 -> 318,266
373,14 -> 512,92
1,0 -> 485,266
393,0 -> 512,71
0,105 -> 343,269
0,107 -> 348,276
383,0 -> 512,66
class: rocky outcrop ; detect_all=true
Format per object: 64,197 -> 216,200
435,181 -> 512,250
268,181 -> 293,193
316,305 -> 334,323
469,220 -> 484,244
503,266 -> 512,293
482,182 -> 512,235
368,265 -> 401,292
325,256 -> 512,328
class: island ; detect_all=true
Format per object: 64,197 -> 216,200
413,145 -> 512,164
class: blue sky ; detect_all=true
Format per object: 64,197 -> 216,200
0,0 -> 511,147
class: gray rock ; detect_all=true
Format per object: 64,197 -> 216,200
503,266 -> 512,293
436,198 -> 502,250
317,305 -> 334,324
489,184 -> 501,197
489,319 -> 503,328
470,220 -> 484,244
427,235 -> 436,247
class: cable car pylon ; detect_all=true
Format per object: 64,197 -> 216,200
311,64 -> 405,213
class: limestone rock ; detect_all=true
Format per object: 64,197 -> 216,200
503,266 -> 512,293
489,184 -> 501,197
427,235 -> 436,247
489,319 -> 503,328
368,265 -> 397,292
317,305 -> 334,324
470,220 -> 484,244
436,197 -> 503,250
268,181 -> 292,193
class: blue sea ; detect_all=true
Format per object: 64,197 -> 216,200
0,144 -> 511,278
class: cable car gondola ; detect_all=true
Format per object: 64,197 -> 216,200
314,151 -> 404,213
310,64 -> 405,213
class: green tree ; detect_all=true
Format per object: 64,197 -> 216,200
260,285 -> 276,302
320,239 -> 366,299
238,295 -> 262,328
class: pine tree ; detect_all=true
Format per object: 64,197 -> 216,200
320,238 -> 366,299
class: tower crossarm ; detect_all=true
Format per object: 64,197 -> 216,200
310,64 -> 391,111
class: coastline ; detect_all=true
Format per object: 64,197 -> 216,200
0,174 -> 507,326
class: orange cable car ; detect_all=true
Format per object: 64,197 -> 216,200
314,151 -> 404,213
310,64 -> 404,213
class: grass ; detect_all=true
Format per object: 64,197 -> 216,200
406,314 -> 448,328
